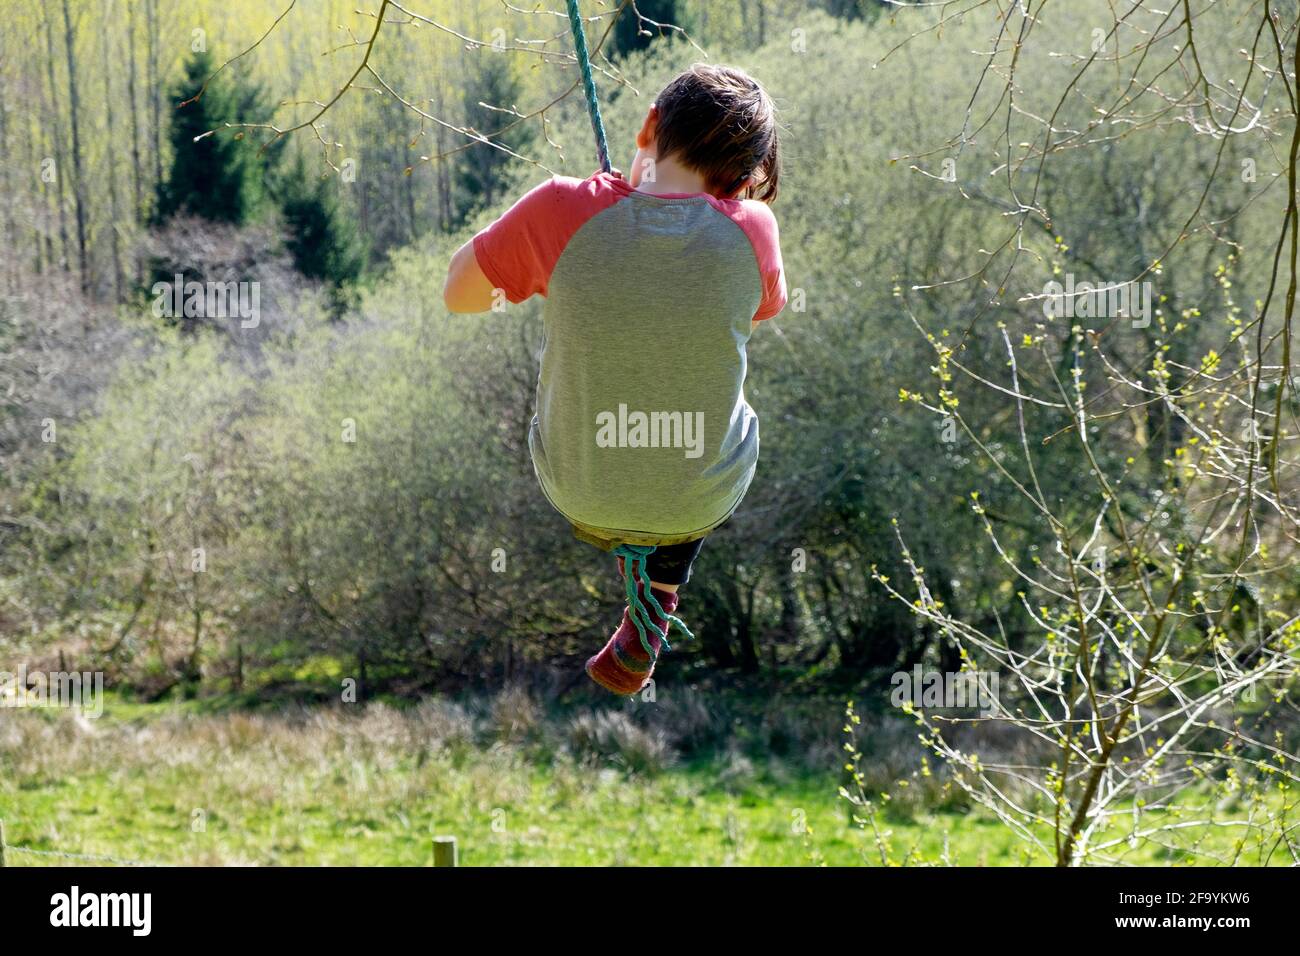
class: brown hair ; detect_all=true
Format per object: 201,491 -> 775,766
652,64 -> 780,204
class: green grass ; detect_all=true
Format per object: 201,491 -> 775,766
0,693 -> 1030,866
0,759 -> 1015,867
0,693 -> 1287,866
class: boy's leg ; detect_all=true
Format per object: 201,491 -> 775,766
644,537 -> 707,593
588,537 -> 706,694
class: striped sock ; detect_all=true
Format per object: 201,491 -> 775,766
585,581 -> 679,696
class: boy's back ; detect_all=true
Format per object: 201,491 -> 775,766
445,62 -> 786,694
473,170 -> 785,542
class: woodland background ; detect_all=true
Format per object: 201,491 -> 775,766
0,0 -> 1297,866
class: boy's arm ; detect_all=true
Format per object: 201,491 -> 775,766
444,177 -> 578,314
744,202 -> 786,326
443,240 -> 498,314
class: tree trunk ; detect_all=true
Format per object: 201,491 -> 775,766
100,0 -> 124,300
41,10 -> 71,272
147,0 -> 162,191
0,77 -> 16,292
433,85 -> 452,229
61,0 -> 89,293
404,136 -> 417,241
126,0 -> 144,225
737,580 -> 759,674
778,556 -> 801,645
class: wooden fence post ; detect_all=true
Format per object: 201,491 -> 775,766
432,835 -> 457,867
0,819 -> 8,867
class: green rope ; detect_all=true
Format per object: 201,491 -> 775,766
612,544 -> 695,664
564,0 -> 612,174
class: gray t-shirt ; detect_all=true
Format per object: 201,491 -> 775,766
473,172 -> 786,542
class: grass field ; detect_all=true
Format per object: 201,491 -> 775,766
0,692 -> 1284,866
0,691 -> 1013,866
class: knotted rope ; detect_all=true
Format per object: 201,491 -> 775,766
612,543 -> 695,663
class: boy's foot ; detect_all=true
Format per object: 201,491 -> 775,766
585,585 -> 679,696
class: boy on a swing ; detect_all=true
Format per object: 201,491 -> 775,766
443,64 -> 786,695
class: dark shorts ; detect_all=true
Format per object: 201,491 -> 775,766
572,525 -> 709,586
638,536 -> 707,586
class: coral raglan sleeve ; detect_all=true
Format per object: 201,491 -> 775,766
471,177 -> 564,304
749,203 -> 788,322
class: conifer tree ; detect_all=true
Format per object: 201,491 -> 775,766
155,50 -> 273,224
